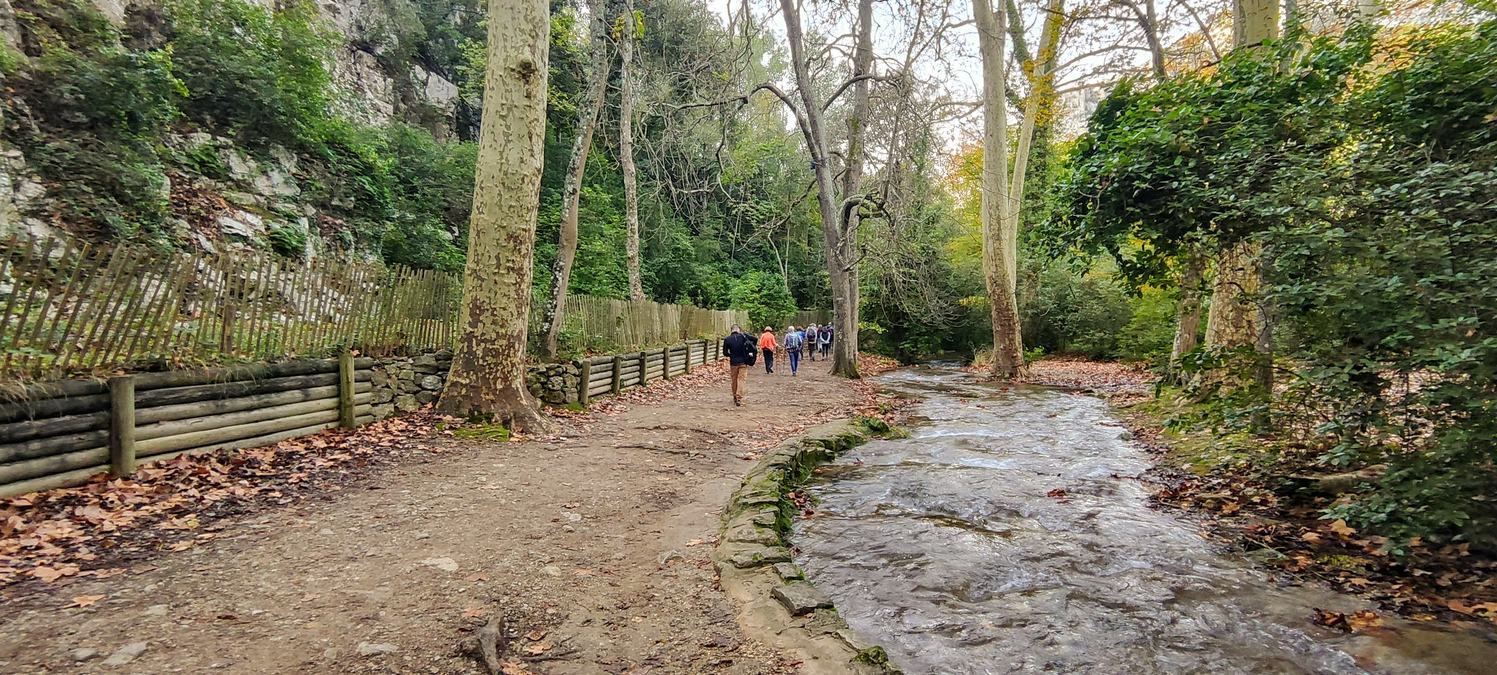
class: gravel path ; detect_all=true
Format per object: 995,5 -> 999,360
0,361 -> 867,674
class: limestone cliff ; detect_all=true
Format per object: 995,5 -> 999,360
0,0 -> 480,263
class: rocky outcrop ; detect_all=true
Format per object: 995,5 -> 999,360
0,148 -> 58,241
71,0 -> 463,131
0,0 -> 464,246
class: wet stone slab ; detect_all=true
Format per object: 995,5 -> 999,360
772,582 -> 833,616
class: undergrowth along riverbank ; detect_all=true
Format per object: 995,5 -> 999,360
1023,358 -> 1497,633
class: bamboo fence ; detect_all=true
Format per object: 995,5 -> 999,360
0,232 -> 744,383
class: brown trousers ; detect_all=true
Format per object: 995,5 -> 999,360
730,365 -> 748,402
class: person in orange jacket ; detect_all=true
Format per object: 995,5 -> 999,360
757,326 -> 778,374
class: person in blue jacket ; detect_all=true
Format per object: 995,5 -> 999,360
783,325 -> 805,376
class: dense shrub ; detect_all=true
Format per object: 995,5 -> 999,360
1061,22 -> 1497,550
729,271 -> 795,331
167,0 -> 335,150
1018,260 -> 1134,359
1114,287 -> 1178,365
5,1 -> 184,236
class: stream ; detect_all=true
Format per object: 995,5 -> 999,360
791,365 -> 1496,674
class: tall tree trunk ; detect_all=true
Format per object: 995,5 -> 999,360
1206,0 -> 1278,354
1004,0 -> 1063,291
1130,2 -> 1206,378
438,0 -> 551,432
779,0 -> 861,378
620,0 -> 644,301
973,0 -> 1024,379
542,1 -> 611,359
1169,248 -> 1205,378
829,0 -> 875,377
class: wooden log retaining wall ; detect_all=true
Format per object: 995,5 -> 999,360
0,356 -> 376,498
0,340 -> 728,498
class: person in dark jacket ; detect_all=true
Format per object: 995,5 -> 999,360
722,324 -> 758,406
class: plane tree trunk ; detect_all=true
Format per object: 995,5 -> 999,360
438,0 -> 552,433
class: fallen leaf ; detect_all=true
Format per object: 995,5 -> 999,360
523,640 -> 552,656
1347,610 -> 1383,632
1312,608 -> 1351,632
1327,519 -> 1357,538
67,594 -> 105,608
31,565 -> 79,583
461,606 -> 488,619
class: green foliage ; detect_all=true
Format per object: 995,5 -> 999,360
4,0 -> 183,236
2,0 -> 473,261
1018,259 -> 1133,359
167,0 -> 336,150
1062,22 -> 1497,550
729,271 -> 795,331
1274,23 -> 1497,551
1114,287 -> 1178,365
1058,27 -> 1375,284
376,124 -> 475,271
267,221 -> 309,258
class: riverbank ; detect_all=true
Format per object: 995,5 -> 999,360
1023,358 -> 1497,633
714,419 -> 903,675
0,359 -> 896,673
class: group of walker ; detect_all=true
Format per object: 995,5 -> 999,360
721,322 -> 833,406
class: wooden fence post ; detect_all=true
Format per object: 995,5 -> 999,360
611,355 -> 623,395
662,347 -> 672,380
684,341 -> 694,374
578,358 -> 592,406
338,350 -> 356,428
108,375 -> 136,476
638,351 -> 648,386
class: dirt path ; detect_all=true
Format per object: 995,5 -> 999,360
0,360 -> 871,674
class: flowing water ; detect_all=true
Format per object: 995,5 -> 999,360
792,365 -> 1496,674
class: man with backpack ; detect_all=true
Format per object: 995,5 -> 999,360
783,325 -> 805,376
722,325 -> 758,406
804,324 -> 819,362
819,323 -> 834,360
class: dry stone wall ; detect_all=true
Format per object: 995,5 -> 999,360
365,352 -> 583,418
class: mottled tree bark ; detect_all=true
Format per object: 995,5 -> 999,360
620,0 -> 644,301
542,0 -> 612,359
1206,0 -> 1277,355
1170,249 -> 1206,379
973,0 -> 1024,378
1205,241 -> 1262,350
438,0 -> 552,432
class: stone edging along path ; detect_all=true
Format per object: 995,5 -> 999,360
713,418 -> 905,675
